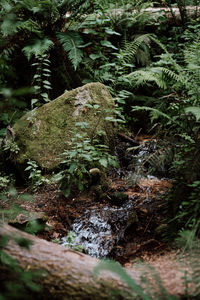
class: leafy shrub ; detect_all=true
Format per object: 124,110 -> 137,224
25,161 -> 51,191
54,122 -> 118,197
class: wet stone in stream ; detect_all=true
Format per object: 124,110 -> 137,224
61,200 -> 137,258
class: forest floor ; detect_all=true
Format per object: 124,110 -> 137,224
11,172 -> 173,264
6,174 -> 195,297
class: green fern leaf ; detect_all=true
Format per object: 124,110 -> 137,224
185,107 -> 200,121
125,68 -> 167,89
125,66 -> 184,90
22,38 -> 54,60
57,31 -> 84,70
132,106 -> 175,123
122,34 -> 151,66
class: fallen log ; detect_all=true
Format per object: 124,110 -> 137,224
0,224 -> 139,299
0,224 -> 192,299
108,6 -> 200,19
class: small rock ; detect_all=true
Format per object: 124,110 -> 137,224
9,212 -> 48,232
108,191 -> 129,206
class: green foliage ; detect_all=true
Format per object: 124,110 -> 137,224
0,187 -> 43,298
94,260 -> 178,299
0,187 -> 34,223
55,122 -> 118,197
25,160 -> 51,191
62,231 -> 84,252
169,180 -> 200,235
57,31 -> 84,70
25,219 -> 44,235
30,54 -> 52,108
94,260 -> 150,299
22,38 -> 54,61
175,229 -> 197,251
2,140 -> 20,158
95,257 -> 199,299
0,0 -> 200,244
0,228 -> 42,299
79,2 -> 158,90
185,107 -> 200,121
0,0 -> 94,122
0,174 -> 11,191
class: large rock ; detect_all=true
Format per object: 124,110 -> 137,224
13,82 -> 115,170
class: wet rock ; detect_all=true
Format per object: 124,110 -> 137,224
13,83 -> 115,171
89,168 -> 109,200
108,191 -> 129,206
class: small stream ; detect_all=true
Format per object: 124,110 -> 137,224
62,200 -> 136,258
61,139 -> 169,258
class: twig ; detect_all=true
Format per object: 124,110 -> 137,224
117,132 -> 139,146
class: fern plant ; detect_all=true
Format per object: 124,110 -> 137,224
56,31 -> 84,70
30,54 -> 52,108
0,0 -> 94,110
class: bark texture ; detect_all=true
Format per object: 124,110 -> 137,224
0,224 -> 138,300
0,224 -> 192,299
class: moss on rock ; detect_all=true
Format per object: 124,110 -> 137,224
13,82 -> 116,171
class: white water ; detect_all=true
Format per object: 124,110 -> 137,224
61,201 -> 135,258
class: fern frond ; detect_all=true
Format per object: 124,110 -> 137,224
58,0 -> 93,19
57,31 -> 84,70
149,35 -> 169,55
131,106 -> 175,123
122,34 -> 151,66
125,68 -> 166,89
22,38 -> 54,60
125,66 -> 185,89
16,19 -> 41,35
185,107 -> 200,121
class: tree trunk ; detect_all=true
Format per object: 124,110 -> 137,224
0,224 -> 139,300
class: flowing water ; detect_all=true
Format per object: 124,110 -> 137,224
61,200 -> 136,258
62,140 -> 167,258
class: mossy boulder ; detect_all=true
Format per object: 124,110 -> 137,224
13,82 -> 115,171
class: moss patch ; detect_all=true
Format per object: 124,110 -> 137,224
13,82 -> 116,170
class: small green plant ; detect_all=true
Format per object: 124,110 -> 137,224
30,54 -> 52,108
62,231 -> 84,252
55,122 -> 118,197
94,260 -> 150,299
0,174 -> 11,191
25,160 -> 51,191
3,139 -> 20,155
94,260 -> 181,299
0,187 -> 33,223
